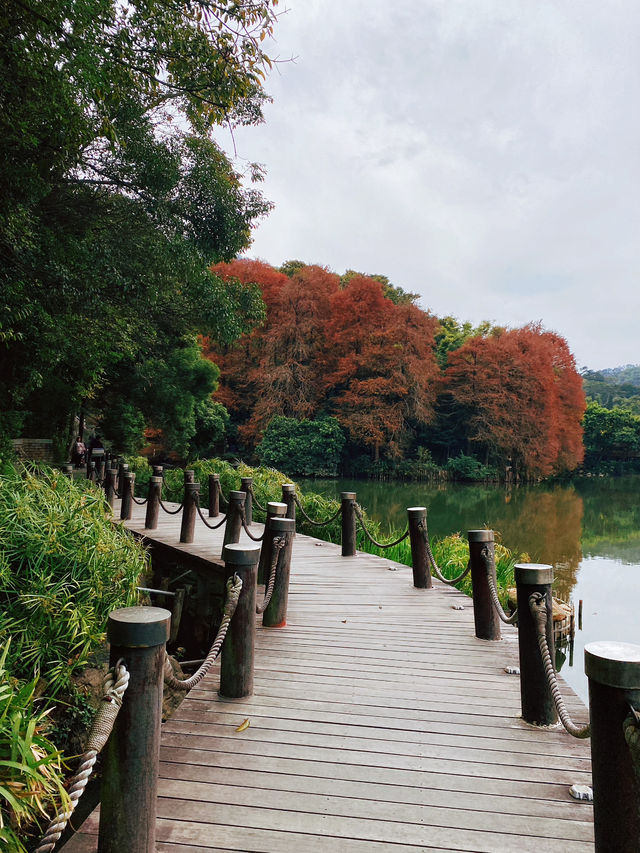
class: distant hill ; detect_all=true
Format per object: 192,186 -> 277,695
599,365 -> 640,387
583,364 -> 640,412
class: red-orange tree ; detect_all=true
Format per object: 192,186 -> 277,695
442,325 -> 585,478
323,276 -> 440,459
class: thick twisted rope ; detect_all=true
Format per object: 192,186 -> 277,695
481,545 -> 518,624
529,593 -> 591,738
34,662 -> 130,853
159,498 -> 184,515
257,536 -> 285,614
418,519 -> 471,585
164,574 -> 243,691
240,506 -> 265,542
294,495 -> 342,527
195,495 -> 227,529
248,485 -> 267,513
354,504 -> 410,548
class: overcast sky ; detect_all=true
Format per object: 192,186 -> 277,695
223,0 -> 640,371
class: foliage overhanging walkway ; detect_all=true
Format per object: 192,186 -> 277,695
62,500 -> 594,852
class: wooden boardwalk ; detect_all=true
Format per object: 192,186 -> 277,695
63,501 -> 594,852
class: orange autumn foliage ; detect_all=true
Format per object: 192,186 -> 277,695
443,325 -> 585,477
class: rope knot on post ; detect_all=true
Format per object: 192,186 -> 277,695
257,535 -> 285,615
164,574 -> 243,692
34,661 -> 130,853
529,592 -> 590,739
481,544 -> 518,625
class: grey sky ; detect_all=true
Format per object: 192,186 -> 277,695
224,0 -> 640,370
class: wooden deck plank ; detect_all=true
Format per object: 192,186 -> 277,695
62,499 -> 594,852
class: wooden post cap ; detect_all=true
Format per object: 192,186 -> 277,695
270,518 -> 296,534
407,506 -> 426,516
281,483 -> 296,494
468,530 -> 494,543
585,641 -> 640,689
223,544 -> 261,565
341,492 -> 356,500
514,563 -> 553,585
267,502 -> 288,515
108,606 -> 171,648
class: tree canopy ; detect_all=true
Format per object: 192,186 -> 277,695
1,0 -> 278,451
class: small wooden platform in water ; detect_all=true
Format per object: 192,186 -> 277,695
62,501 -> 594,852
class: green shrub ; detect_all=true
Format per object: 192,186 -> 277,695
0,466 -> 146,694
257,416 -> 345,476
446,453 -> 496,482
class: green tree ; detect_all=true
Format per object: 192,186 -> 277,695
257,416 -> 346,476
582,401 -> 640,469
0,0 -> 277,449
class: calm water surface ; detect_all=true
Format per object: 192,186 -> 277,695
301,475 -> 640,704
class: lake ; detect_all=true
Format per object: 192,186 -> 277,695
301,475 -> 640,705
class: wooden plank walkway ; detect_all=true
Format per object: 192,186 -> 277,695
63,500 -> 594,852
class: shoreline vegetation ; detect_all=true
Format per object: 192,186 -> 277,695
1,458 -> 524,849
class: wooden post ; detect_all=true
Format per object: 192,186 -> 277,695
117,461 -> 128,494
262,517 -> 295,628
468,529 -> 501,641
240,476 -> 253,526
145,476 -> 162,530
407,507 -> 431,588
120,472 -> 135,521
341,491 -> 357,557
179,482 -> 199,544
105,467 -> 116,508
98,606 -> 171,853
514,563 -> 557,726
169,589 -> 186,645
585,641 -> 640,852
86,460 -> 96,482
183,469 -> 195,484
208,473 -> 220,517
281,483 -> 296,525
62,463 -> 74,479
219,544 -> 259,699
222,490 -> 245,548
152,465 -> 163,479
257,502 -> 287,585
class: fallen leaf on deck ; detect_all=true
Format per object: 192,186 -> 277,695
235,719 -> 250,733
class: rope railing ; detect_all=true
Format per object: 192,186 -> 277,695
195,495 -> 227,529
240,506 -> 265,542
132,493 -> 148,505
248,484 -> 267,513
419,519 -> 471,585
354,503 -> 409,549
34,661 -> 130,853
529,592 -> 590,738
163,574 -> 242,691
159,497 -> 184,515
294,494 -> 342,527
256,536 -> 285,614
481,545 -> 518,624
